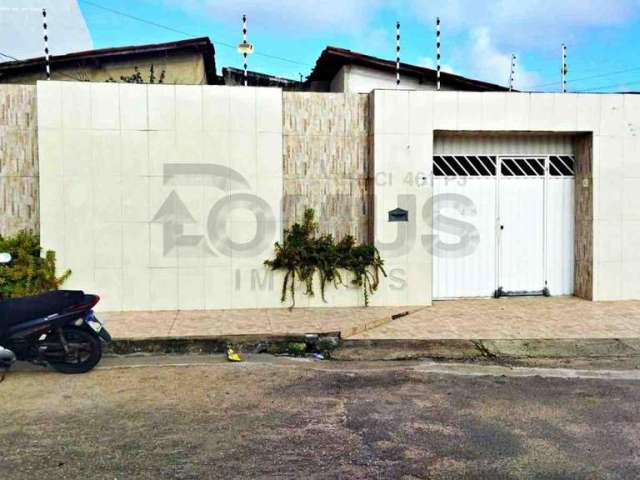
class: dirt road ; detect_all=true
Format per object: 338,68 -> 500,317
1,355 -> 639,479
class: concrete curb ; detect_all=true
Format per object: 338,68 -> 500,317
333,338 -> 640,361
480,338 -> 640,357
108,335 -> 640,361
334,339 -> 483,361
108,332 -> 342,356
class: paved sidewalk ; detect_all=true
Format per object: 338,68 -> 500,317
348,296 -> 640,340
102,306 -> 423,340
102,296 -> 640,343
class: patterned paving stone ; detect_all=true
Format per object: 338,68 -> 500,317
102,306 -> 422,340
102,297 -> 640,341
349,297 -> 640,340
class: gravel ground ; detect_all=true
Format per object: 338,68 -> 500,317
1,355 -> 639,479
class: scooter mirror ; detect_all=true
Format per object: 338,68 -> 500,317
0,252 -> 12,264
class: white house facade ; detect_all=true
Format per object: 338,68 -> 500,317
34,81 -> 637,311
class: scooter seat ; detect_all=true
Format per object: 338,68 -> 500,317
0,290 -> 86,331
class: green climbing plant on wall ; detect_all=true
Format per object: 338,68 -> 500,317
264,209 -> 386,308
106,64 -> 166,84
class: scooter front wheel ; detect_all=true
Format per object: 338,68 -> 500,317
46,326 -> 102,374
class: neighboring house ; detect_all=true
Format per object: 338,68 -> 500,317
0,37 -> 217,85
305,46 -> 508,93
225,46 -> 507,93
0,36 -> 505,93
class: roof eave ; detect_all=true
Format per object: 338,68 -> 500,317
308,46 -> 509,92
0,37 -> 218,84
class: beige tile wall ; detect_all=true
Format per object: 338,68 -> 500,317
38,81 -> 286,311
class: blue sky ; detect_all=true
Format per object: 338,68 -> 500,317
7,0 -> 640,92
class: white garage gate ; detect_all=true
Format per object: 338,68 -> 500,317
432,134 -> 575,299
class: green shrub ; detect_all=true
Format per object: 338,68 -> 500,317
264,209 -> 386,308
286,342 -> 307,357
0,230 -> 71,300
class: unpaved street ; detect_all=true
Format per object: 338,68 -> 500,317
1,355 -> 639,479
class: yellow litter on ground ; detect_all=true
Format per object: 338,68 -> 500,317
226,347 -> 242,362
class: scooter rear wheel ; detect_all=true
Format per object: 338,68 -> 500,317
47,326 -> 102,374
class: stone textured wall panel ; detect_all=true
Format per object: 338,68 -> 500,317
0,85 -> 38,236
574,134 -> 593,300
283,92 -> 372,243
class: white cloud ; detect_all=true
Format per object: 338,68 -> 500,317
161,0 -> 640,89
0,0 -> 92,61
353,27 -> 390,53
165,0 -> 383,34
402,0 -> 640,89
404,0 -> 640,51
418,29 -> 540,89
465,27 -> 540,89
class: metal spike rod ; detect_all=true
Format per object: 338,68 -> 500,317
561,44 -> 568,93
436,17 -> 441,91
237,14 -> 254,87
242,15 -> 248,86
42,8 -> 50,80
396,21 -> 400,87
509,54 -> 516,91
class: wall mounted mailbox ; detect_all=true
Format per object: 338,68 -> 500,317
388,208 -> 408,222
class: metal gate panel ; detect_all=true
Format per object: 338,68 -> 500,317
432,151 -> 575,299
498,176 -> 545,293
433,177 -> 497,299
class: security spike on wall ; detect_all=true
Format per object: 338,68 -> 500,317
509,54 -> 516,91
561,43 -> 568,93
436,16 -> 441,91
396,21 -> 400,87
42,8 -> 50,80
242,14 -> 248,86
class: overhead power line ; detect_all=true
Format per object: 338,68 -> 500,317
0,51 -> 19,61
78,0 -> 312,68
575,79 -> 640,93
530,64 -> 640,90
